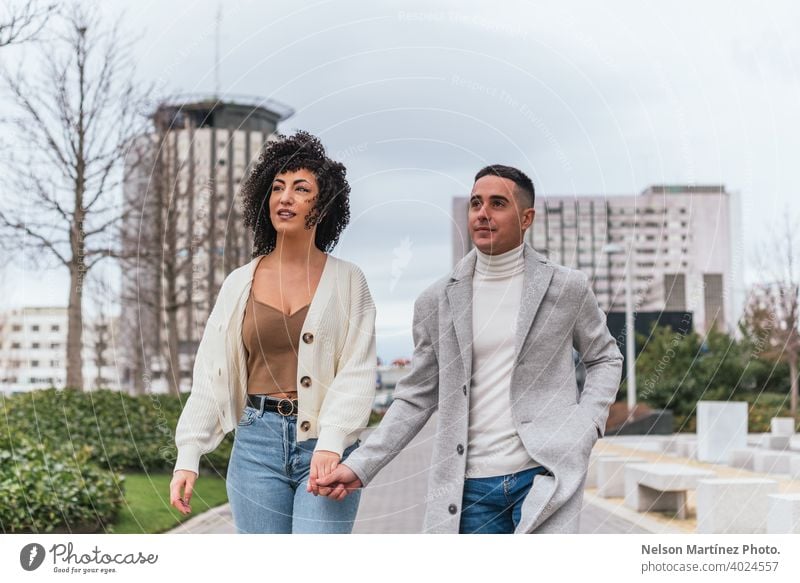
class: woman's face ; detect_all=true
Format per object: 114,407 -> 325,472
268,168 -> 319,238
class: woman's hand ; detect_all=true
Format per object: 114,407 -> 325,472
170,470 -> 198,515
309,450 -> 340,492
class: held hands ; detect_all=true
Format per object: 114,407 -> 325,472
170,470 -> 198,515
307,450 -> 363,500
309,462 -> 363,501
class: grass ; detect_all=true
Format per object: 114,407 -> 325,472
110,472 -> 229,534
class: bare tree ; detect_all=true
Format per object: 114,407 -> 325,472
743,213 -> 800,420
0,5 -> 150,390
0,0 -> 54,47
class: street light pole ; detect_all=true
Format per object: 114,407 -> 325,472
602,242 -> 637,414
623,255 -> 636,414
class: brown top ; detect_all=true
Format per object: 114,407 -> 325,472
242,286 -> 309,396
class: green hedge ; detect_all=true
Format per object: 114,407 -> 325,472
0,435 -> 123,533
1,388 -> 232,475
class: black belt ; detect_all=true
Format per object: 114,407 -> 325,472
247,394 -> 299,416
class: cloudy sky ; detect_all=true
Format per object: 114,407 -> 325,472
2,0 -> 799,361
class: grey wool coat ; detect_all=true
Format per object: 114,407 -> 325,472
344,242 -> 623,533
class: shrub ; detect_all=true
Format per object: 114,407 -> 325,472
1,388 -> 232,474
0,435 -> 122,533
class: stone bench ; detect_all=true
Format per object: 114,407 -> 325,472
605,436 -> 668,454
749,432 -> 794,451
624,463 -> 715,519
767,493 -> 800,534
675,438 -> 697,460
752,450 -> 799,475
663,434 -> 695,456
696,478 -> 778,533
792,456 -> 800,479
729,447 -> 760,470
765,435 -> 793,451
594,455 -> 647,498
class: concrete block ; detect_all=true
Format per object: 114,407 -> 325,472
752,450 -> 798,475
767,493 -> 800,533
696,401 -> 748,464
771,417 -> 796,436
696,478 -> 778,533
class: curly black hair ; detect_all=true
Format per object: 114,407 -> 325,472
240,130 -> 351,256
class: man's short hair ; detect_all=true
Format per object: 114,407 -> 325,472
474,164 -> 535,209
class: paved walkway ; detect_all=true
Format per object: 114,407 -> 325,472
168,417 -> 649,534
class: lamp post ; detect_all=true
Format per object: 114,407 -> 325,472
602,242 -> 637,414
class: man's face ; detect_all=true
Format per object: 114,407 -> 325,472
468,175 -> 534,255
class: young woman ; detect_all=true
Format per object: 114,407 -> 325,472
169,130 -> 376,533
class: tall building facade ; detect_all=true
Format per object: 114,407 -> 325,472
120,97 -> 293,394
452,185 -> 743,335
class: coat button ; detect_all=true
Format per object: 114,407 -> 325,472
462,385 -> 467,395
302,332 -> 314,344
456,444 -> 464,455
448,504 -> 458,515
300,420 -> 310,431
300,376 -> 312,388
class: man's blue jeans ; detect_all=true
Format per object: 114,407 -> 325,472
459,465 -> 549,533
226,405 -> 361,533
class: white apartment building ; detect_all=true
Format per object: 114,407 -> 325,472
0,307 -> 118,394
452,185 -> 744,335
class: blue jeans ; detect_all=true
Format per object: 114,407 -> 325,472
226,405 -> 362,533
459,465 -> 549,534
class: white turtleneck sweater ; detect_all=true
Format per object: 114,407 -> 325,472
466,242 -> 539,478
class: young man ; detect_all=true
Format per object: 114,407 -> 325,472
313,165 -> 623,533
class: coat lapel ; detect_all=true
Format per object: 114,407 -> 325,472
445,250 -> 477,385
513,244 -> 554,364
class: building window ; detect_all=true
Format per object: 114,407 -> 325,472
51,324 -> 60,332
31,360 -> 39,367
32,325 -> 40,332
12,324 -> 21,332
11,342 -> 21,349
704,274 -> 725,332
31,342 -> 40,349
50,342 -> 60,349
664,273 -> 687,311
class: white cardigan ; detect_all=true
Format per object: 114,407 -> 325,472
173,254 -> 377,475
